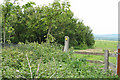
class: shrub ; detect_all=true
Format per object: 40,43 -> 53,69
2,42 -> 118,78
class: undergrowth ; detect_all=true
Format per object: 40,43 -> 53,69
2,42 -> 119,78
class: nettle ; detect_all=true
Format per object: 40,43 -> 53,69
2,42 -> 118,78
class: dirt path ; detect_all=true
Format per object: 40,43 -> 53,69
76,48 -> 117,53
76,48 -> 104,53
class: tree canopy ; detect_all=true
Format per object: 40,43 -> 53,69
2,0 -> 95,48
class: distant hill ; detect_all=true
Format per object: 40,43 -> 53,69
93,34 -> 119,41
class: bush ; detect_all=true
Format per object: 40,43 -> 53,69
2,42 -> 118,78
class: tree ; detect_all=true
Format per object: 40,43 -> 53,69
2,0 -> 95,48
2,0 -> 20,45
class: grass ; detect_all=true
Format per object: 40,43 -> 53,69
94,40 -> 118,53
73,54 -> 116,64
75,40 -> 118,53
95,40 -> 117,48
73,40 -> 118,71
74,40 -> 118,53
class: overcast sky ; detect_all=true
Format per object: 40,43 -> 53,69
1,0 -> 120,34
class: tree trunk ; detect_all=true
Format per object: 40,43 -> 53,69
47,26 -> 52,43
3,20 -> 6,47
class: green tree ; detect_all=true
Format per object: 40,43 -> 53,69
2,0 -> 95,48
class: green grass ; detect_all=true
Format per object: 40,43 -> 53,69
94,40 -> 117,53
73,54 -> 116,64
73,40 -> 118,71
95,40 -> 117,48
94,40 -> 118,63
75,40 -> 118,53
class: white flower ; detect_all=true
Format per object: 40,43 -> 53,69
16,70 -> 19,72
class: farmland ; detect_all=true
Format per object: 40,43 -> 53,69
73,40 -> 118,72
75,40 -> 118,53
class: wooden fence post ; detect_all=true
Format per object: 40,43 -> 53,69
104,50 -> 109,72
117,45 -> 120,76
118,1 -> 120,76
64,36 -> 69,52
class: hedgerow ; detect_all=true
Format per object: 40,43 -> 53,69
2,42 -> 118,78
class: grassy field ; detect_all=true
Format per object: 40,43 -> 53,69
75,40 -> 118,53
94,40 -> 117,53
73,40 -> 118,70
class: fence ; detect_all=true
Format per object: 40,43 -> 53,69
64,36 -> 119,76
74,50 -> 117,73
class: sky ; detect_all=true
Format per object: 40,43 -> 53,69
1,0 -> 120,34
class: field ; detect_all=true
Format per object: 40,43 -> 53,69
73,40 -> 118,70
75,40 -> 118,53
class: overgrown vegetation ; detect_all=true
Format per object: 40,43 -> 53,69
1,0 -> 118,78
2,0 -> 94,48
2,42 -> 118,78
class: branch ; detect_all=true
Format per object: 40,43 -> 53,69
50,71 -> 56,78
36,57 -> 42,78
50,57 -> 57,78
26,54 -> 32,78
13,0 -> 16,4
